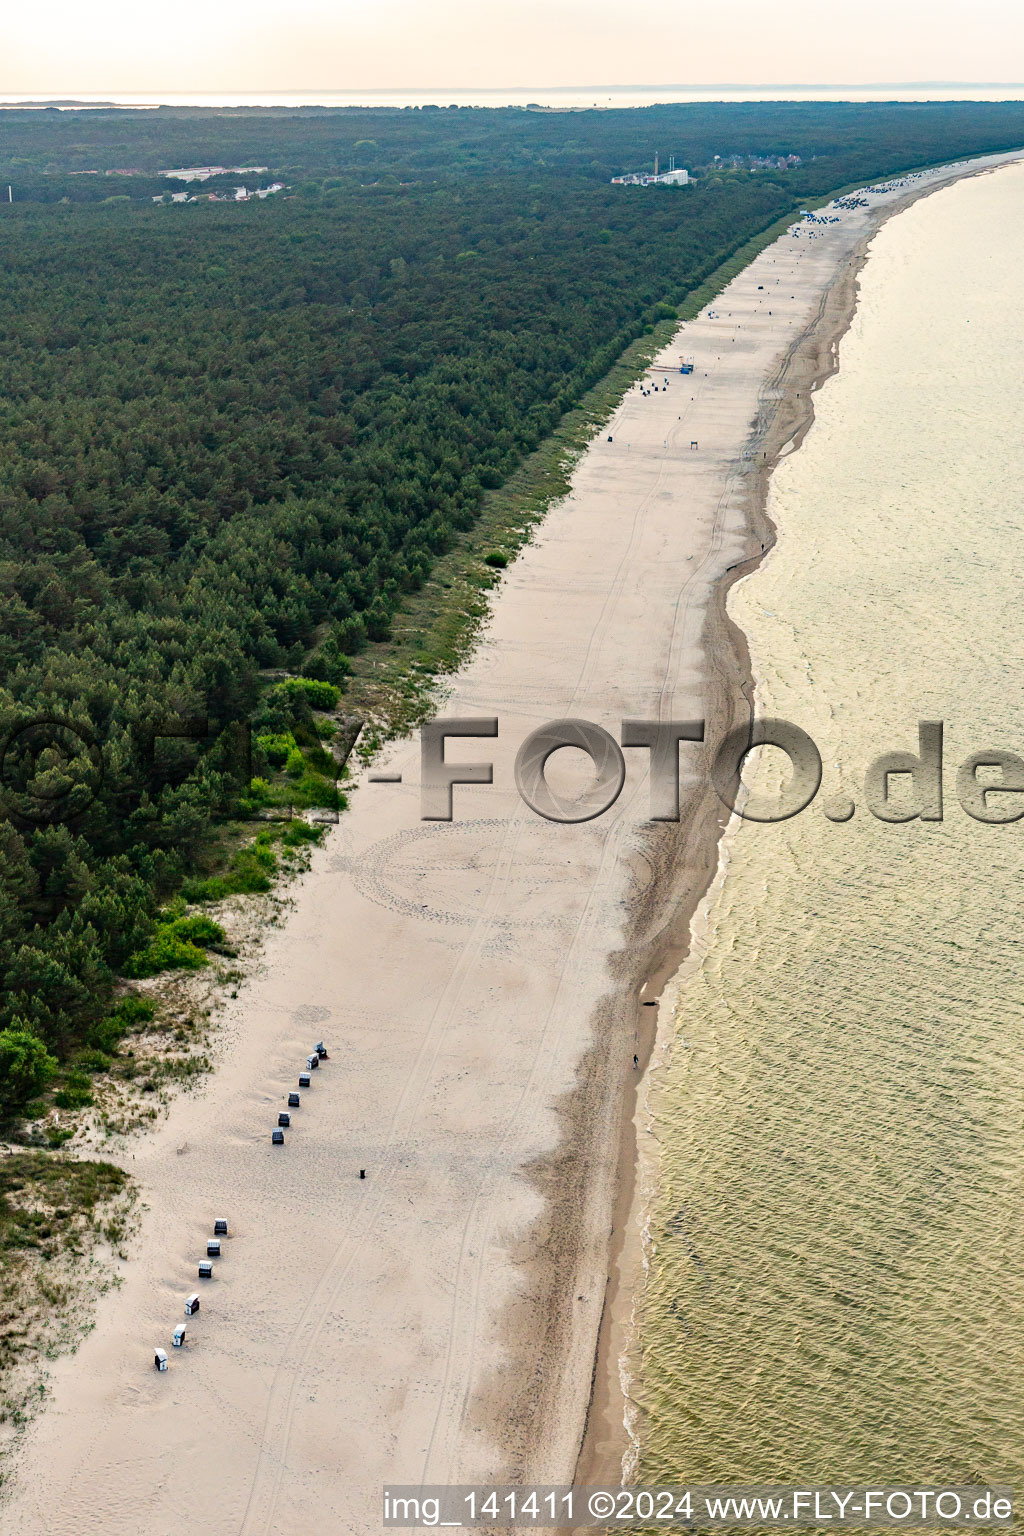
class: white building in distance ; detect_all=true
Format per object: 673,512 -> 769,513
611,156 -> 689,187
159,165 -> 269,182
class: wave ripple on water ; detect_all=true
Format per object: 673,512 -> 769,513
634,159 -> 1024,1487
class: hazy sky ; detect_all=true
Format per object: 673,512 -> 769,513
3,0 -> 1023,96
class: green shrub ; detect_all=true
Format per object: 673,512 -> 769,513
184,837 -> 277,902
295,678 -> 340,708
301,648 -> 351,687
484,551 -> 508,568
182,876 -> 230,903
168,915 -> 226,948
284,746 -> 306,779
256,732 -> 296,768
363,596 -> 392,641
270,678 -> 340,711
287,772 -> 344,811
333,615 -> 366,655
54,1087 -> 93,1109
226,848 -> 275,890
0,1028 -> 58,1118
251,835 -> 277,867
290,718 -> 319,749
88,1018 -> 123,1053
304,745 -> 336,776
281,821 -> 323,848
113,996 -> 157,1027
121,909 -> 227,975
54,1069 -> 94,1111
77,1050 -> 113,1073
122,931 -> 208,978
88,994 -> 156,1052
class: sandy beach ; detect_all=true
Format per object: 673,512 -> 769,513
4,147 -> 1021,1535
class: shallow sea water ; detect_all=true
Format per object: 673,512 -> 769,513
635,159 -> 1024,1486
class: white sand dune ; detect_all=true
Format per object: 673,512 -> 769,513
5,148 -> 1020,1536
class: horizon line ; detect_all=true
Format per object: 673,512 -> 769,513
7,81 -> 1024,98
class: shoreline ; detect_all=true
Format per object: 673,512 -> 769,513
571,149 -> 1024,1491
3,149 -> 1023,1536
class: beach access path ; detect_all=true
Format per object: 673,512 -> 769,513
5,147 -> 1021,1536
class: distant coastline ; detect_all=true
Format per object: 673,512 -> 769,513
3,83 -> 1024,112
574,145 -> 1024,1487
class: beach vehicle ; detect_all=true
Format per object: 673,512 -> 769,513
172,1325 -> 187,1349
207,1239 -> 221,1258
198,1260 -> 214,1279
288,1092 -> 300,1107
214,1219 -> 228,1236
299,1073 -> 311,1088
154,1349 -> 168,1372
185,1294 -> 200,1316
278,1112 -> 290,1128
272,1129 -> 285,1145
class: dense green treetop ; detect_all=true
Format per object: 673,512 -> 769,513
0,101 -> 1021,1069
